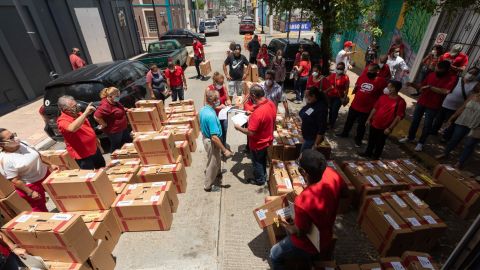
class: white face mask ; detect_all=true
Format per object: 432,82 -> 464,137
266,79 -> 273,86
378,63 -> 384,69
431,50 -> 437,56
335,69 -> 344,75
383,87 -> 390,95
277,56 -> 282,60
215,83 -> 223,89
214,100 -> 220,107
312,72 -> 319,77
394,52 -> 400,57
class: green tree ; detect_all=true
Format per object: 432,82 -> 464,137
405,0 -> 480,15
196,0 -> 205,10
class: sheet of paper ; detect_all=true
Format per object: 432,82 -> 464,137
231,113 -> 249,126
19,254 -> 48,270
307,223 -> 320,252
218,106 -> 232,120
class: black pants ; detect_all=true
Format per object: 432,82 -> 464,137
107,128 -> 132,152
194,57 -> 202,76
365,126 -> 388,159
171,86 -> 185,101
341,107 -> 370,145
249,55 -> 257,64
432,107 -> 455,136
76,149 -> 106,169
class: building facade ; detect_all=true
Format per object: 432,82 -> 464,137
0,0 -> 142,115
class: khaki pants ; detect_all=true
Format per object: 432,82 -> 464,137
203,136 -> 222,188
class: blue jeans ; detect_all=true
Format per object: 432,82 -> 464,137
220,119 -> 228,146
107,128 -> 131,152
459,136 -> 480,166
270,236 -> 313,270
295,76 -> 308,101
301,139 -> 315,152
76,149 -> 106,169
407,104 -> 438,144
250,147 -> 268,184
328,97 -> 342,128
3,253 -> 25,270
259,67 -> 267,78
171,86 -> 184,101
444,124 -> 471,156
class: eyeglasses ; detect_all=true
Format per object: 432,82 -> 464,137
1,133 -> 17,143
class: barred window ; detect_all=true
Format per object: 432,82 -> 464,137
145,11 -> 158,32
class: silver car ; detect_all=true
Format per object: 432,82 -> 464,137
204,20 -> 219,36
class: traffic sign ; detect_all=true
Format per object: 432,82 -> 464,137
434,33 -> 447,46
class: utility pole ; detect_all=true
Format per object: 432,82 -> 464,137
286,9 -> 291,40
297,8 -> 303,41
260,0 -> 264,34
192,0 -> 198,32
152,1 -> 161,40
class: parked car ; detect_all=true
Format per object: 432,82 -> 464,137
239,19 -> 255,35
199,21 -> 205,33
160,29 -> 206,47
131,40 -> 188,69
215,16 -> 224,23
204,20 -> 219,36
267,38 -> 321,80
40,60 -> 149,141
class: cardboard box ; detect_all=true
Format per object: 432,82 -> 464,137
401,251 -> 440,270
127,107 -> 162,132
175,140 -> 192,167
0,191 -> 31,222
284,160 -> 306,190
269,160 -> 294,195
164,116 -> 199,138
43,169 -> 116,212
68,210 -> 121,253
442,189 -> 476,219
359,263 -> 382,270
200,60 -> 212,76
327,160 -> 355,212
315,140 -> 332,160
342,162 -> 382,201
253,190 -> 299,229
168,99 -> 195,107
138,148 -> 180,165
136,99 -> 168,121
46,261 -> 92,270
2,212 -> 96,263
40,149 -> 80,170
112,183 -> 173,232
162,124 -> 196,152
186,53 -> 195,66
249,64 -> 259,82
110,148 -> 139,160
0,174 -> 13,199
137,159 -> 187,193
108,158 -> 141,167
88,240 -> 116,270
380,257 -> 406,270
312,261 -> 337,270
133,130 -> 176,152
165,105 -> 196,114
337,265 -> 361,270
268,132 -> 284,161
122,182 -> 179,213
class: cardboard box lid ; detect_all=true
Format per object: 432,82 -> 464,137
253,190 -> 299,228
175,140 -> 189,148
46,169 -> 106,184
128,107 -> 156,113
139,162 -> 183,175
108,158 -> 141,166
134,130 -> 172,142
107,173 -> 134,183
113,182 -> 169,207
106,164 -> 140,175
3,211 -> 80,233
68,210 -> 109,224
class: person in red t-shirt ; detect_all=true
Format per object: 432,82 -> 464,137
57,96 -> 106,169
234,85 -> 276,185
294,52 -> 312,103
165,62 -> 187,102
440,44 -> 469,74
204,72 -> 231,146
270,150 -> 346,269
326,62 -> 350,128
256,44 -> 270,79
94,87 -> 130,152
360,55 -> 391,81
360,80 -> 406,159
193,38 -> 205,79
306,65 -> 331,92
401,60 -> 457,151
69,47 -> 86,70
337,64 -> 387,147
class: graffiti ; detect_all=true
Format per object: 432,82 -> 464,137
400,8 -> 430,52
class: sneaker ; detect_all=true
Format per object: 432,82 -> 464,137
414,143 -> 423,152
210,185 -> 221,192
196,75 -> 202,79
399,137 -> 413,143
247,178 -> 264,186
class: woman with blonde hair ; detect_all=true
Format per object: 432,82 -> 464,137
205,72 -> 231,146
94,87 -> 130,152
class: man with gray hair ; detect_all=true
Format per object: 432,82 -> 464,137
57,95 -> 105,169
199,90 -> 232,192
440,44 -> 469,74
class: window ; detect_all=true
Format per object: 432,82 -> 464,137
144,11 -> 158,32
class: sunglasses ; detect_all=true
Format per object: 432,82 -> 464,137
0,133 -> 17,143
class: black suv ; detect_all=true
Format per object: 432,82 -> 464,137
40,60 -> 148,141
160,29 -> 206,47
267,38 -> 321,79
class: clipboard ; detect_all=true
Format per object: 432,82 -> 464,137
306,224 -> 320,252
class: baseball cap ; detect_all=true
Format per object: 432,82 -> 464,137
344,41 -> 353,48
450,44 -> 463,55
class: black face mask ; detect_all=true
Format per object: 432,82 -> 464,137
436,70 -> 447,77
366,72 -> 377,79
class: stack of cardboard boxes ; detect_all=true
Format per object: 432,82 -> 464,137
358,191 -> 447,256
0,175 -> 31,226
40,149 -> 80,170
434,164 -> 480,219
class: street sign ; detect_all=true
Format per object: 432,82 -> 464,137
434,33 -> 447,46
286,21 -> 311,32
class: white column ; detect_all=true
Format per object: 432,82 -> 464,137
269,15 -> 273,35
184,0 -> 191,30
255,2 -> 259,28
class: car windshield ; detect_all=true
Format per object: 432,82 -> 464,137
149,42 -> 176,53
205,21 -> 216,26
44,82 -> 105,107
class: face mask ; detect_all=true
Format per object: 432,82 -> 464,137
312,72 -> 319,77
113,96 -> 121,103
394,52 -> 400,57
383,87 -> 390,95
214,100 -> 221,107
367,72 -> 377,79
378,63 -> 384,69
431,50 -> 437,56
335,69 -> 344,75
266,79 -> 273,86
215,83 -> 223,89
277,56 -> 282,60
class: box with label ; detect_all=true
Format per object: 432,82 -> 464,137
200,60 -> 212,76
106,162 -> 140,179
2,212 -> 96,263
43,169 -> 116,212
138,149 -> 180,165
337,264 -> 361,270
342,162 -> 383,200
136,99 -> 168,121
110,148 -> 139,160
327,160 -> 355,213
359,263 -> 382,270
68,210 -> 121,253
137,159 -> 187,193
263,196 -> 287,247
175,140 -> 192,167
168,99 -> 195,107
397,160 -> 443,205
108,158 -> 141,167
0,191 -> 31,223
122,182 -> 178,213
269,160 -> 294,196
379,257 -> 406,270
133,130 -> 176,153
40,149 -> 80,170
88,240 -> 116,270
112,183 -> 173,232
284,160 -> 306,190
401,251 -> 440,270
164,116 -> 199,138
162,124 -> 196,152
127,107 -> 162,132
253,190 -> 299,229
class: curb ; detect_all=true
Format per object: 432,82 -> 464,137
34,137 -> 56,151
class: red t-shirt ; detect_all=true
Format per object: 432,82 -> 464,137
361,64 -> 391,80
94,98 -> 128,134
69,54 -> 85,70
291,167 -> 345,254
351,75 -> 387,113
207,84 -> 228,115
371,95 -> 406,130
193,42 -> 204,58
57,112 -> 98,159
256,51 -> 270,68
326,73 -> 349,97
299,60 -> 311,77
248,99 -> 276,150
417,72 -> 457,109
244,98 -> 255,113
440,52 -> 469,69
306,76 -> 331,92
165,66 -> 184,87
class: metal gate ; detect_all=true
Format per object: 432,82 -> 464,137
428,9 -> 480,69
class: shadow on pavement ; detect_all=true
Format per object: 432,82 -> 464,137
247,231 -> 271,263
